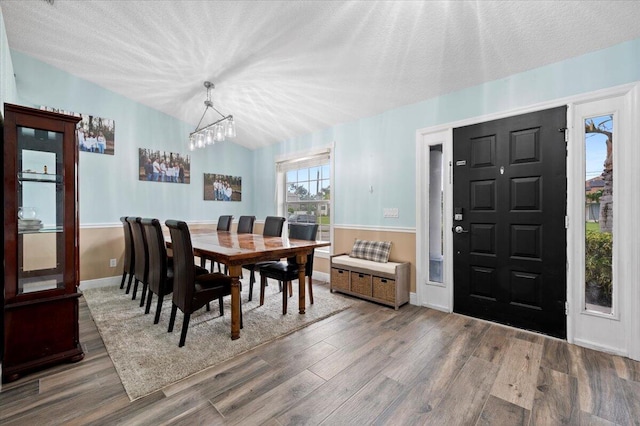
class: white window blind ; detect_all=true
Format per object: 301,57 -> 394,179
276,150 -> 330,173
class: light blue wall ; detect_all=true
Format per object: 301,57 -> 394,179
254,38 -> 640,228
0,5 -> 18,113
10,50 -> 254,225
9,35 -> 640,229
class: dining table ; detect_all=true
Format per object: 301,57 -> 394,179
167,228 -> 330,340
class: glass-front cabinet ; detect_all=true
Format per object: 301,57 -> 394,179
2,103 -> 84,382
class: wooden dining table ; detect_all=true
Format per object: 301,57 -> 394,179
168,229 -> 330,340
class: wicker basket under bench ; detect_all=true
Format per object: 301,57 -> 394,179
330,253 -> 410,309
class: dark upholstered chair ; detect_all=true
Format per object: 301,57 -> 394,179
259,223 -> 319,314
166,219 -> 238,347
202,215 -> 233,272
119,216 -> 135,292
243,216 -> 286,301
141,218 -> 174,324
126,217 -> 149,306
237,215 -> 256,234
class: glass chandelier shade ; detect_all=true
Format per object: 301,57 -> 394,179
188,81 -> 236,151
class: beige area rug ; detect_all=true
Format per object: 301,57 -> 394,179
82,279 -> 352,400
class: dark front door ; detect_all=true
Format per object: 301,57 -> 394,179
453,107 -> 567,338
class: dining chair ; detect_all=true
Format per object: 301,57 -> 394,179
201,215 -> 233,272
119,216 -> 135,293
126,217 -> 149,306
165,219 -> 240,347
243,216 -> 286,301
141,218 -> 174,324
237,215 -> 256,234
259,223 -> 319,314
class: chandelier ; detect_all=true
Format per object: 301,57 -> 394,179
189,81 -> 236,150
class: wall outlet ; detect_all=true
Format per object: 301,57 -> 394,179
109,258 -> 117,268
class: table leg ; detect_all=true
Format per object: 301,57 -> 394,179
296,253 -> 307,314
228,264 -> 242,340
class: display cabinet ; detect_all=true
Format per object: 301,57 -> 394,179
2,103 -> 83,382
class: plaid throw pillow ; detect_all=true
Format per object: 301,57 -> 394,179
349,239 -> 392,263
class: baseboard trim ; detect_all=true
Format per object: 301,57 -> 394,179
423,301 -> 451,313
572,338 -> 628,357
313,271 -> 330,283
79,276 -> 121,291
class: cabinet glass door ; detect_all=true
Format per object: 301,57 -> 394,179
17,126 -> 65,294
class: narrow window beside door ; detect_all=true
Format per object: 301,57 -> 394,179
584,114 -> 613,315
429,145 -> 444,283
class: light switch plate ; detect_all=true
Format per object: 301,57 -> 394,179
383,208 -> 399,218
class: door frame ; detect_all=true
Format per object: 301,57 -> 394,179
416,82 -> 640,360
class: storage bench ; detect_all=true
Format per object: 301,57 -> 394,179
330,254 -> 410,309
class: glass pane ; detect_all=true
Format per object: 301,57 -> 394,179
299,182 -> 310,200
309,166 -> 321,181
318,201 -> 330,241
321,164 -> 330,180
320,179 -> 331,200
297,168 -> 309,181
429,145 -> 444,283
17,126 -> 65,293
584,114 -> 613,314
286,170 -> 297,183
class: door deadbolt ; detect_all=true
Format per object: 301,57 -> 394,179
454,226 -> 469,234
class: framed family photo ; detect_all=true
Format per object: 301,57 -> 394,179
139,148 -> 191,184
204,173 -> 242,201
40,106 -> 115,155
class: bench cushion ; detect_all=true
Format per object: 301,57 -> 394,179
332,255 -> 400,275
350,239 -> 392,263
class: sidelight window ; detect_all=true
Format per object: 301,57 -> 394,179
584,114 -> 613,315
429,145 -> 444,283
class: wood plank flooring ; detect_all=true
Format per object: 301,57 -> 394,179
1,283 -> 639,425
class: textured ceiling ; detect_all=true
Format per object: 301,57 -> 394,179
2,0 -> 640,150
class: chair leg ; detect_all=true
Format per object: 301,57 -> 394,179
206,302 -> 211,311
288,281 -> 293,297
120,272 -> 127,289
200,256 -> 206,269
308,276 -> 314,305
218,297 -> 224,316
145,291 -> 153,314
140,283 -> 148,307
260,275 -> 267,305
217,262 -> 222,273
168,304 -> 178,332
248,270 -> 255,301
125,273 -> 134,294
132,279 -> 139,300
179,313 -> 191,347
282,282 -> 288,315
154,294 -> 164,324
240,297 -> 243,329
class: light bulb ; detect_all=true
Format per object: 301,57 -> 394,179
225,117 -> 236,138
196,132 -> 205,148
189,135 -> 195,151
206,129 -> 214,145
215,124 -> 225,142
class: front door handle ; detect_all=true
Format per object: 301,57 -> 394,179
454,226 -> 469,234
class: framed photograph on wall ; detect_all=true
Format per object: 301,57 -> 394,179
139,148 -> 191,184
204,173 -> 242,201
40,106 -> 115,155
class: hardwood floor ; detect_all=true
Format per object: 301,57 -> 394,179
1,283 -> 639,425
